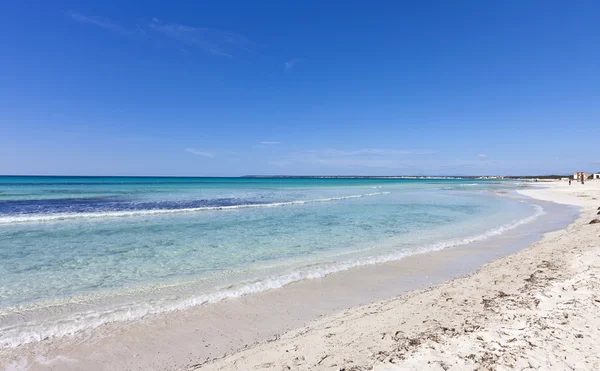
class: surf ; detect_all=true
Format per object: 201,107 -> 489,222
0,192 -> 391,224
0,202 -> 545,349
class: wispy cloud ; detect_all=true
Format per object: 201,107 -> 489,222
66,11 -> 138,35
185,148 -> 214,158
272,148 -> 434,170
309,148 -> 434,157
284,60 -> 296,70
267,148 -> 518,175
149,18 -> 252,57
305,158 -> 415,169
269,160 -> 293,166
112,136 -> 154,143
260,141 -> 281,145
478,153 -> 488,159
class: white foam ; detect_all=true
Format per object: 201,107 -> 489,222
0,203 -> 545,349
0,192 -> 391,224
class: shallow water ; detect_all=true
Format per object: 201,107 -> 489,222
0,177 -> 540,348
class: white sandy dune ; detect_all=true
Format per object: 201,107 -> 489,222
199,182 -> 600,371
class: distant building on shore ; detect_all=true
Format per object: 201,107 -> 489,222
574,172 -> 600,181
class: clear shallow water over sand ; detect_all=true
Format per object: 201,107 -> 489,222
0,177 -> 541,348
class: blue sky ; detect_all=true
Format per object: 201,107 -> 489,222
1,1 -> 599,176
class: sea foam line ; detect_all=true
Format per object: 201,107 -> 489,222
0,203 -> 545,349
0,192 -> 391,224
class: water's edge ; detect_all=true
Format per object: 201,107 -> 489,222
0,192 -> 579,358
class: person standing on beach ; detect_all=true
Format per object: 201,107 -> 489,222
569,179 -> 572,185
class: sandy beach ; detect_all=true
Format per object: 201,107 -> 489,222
196,181 -> 600,371
2,181 -> 599,370
4,1 -> 599,369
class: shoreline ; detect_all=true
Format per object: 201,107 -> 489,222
0,189 -> 548,349
197,181 -> 600,370
1,182 -> 595,370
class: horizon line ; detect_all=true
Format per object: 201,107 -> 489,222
0,174 -> 575,178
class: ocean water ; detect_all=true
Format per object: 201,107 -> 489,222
0,176 -> 541,348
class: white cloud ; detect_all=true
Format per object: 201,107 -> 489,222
260,141 -> 280,145
149,18 -> 252,57
478,154 -> 488,159
185,148 -> 214,158
66,12 -> 137,35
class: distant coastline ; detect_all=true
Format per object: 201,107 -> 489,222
240,175 -> 568,180
0,174 -> 571,179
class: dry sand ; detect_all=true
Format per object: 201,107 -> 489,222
199,182 -> 600,371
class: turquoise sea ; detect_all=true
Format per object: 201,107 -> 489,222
0,176 -> 542,348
